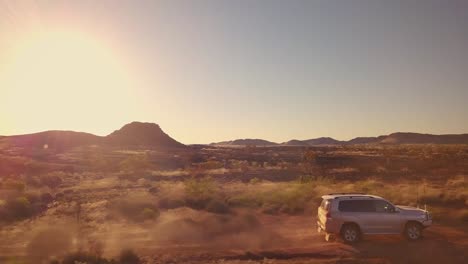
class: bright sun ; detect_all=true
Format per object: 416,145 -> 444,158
0,30 -> 139,134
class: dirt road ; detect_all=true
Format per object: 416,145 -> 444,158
136,210 -> 468,264
1,207 -> 467,264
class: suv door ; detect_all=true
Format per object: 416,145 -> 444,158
372,200 -> 402,233
338,199 -> 379,234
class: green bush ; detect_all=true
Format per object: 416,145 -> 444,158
184,177 -> 218,209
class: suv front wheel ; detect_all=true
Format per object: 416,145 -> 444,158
340,224 -> 360,243
404,222 -> 422,241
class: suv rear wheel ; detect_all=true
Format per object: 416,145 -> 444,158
404,222 -> 422,241
340,224 -> 360,243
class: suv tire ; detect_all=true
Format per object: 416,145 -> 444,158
340,224 -> 360,243
404,222 -> 422,241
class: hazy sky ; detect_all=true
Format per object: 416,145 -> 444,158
1,0 -> 467,144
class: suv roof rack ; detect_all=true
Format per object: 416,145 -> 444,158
327,192 -> 366,195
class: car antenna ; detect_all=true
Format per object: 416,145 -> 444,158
416,185 -> 419,209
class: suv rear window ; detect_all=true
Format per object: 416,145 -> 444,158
338,200 -> 374,212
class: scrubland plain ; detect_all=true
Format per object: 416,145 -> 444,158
0,142 -> 467,264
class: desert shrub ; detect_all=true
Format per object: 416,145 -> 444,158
119,154 -> 152,173
419,193 -> 443,205
158,197 -> 185,209
249,177 -> 261,184
420,192 -> 466,207
60,251 -> 111,264
258,182 -> 316,214
227,194 -> 259,208
40,172 -> 64,189
88,153 -> 115,172
25,192 -> 40,204
302,150 -> 318,176
199,160 -> 224,170
119,249 -> 141,264
148,186 -> 160,194
117,172 -> 149,183
228,182 -> 316,214
55,192 -> 65,200
205,199 -> 230,214
25,175 -> 42,187
354,179 -> 385,194
188,153 -> 206,163
5,196 -> 33,219
41,193 -> 54,203
261,203 -> 282,215
110,196 -> 159,222
140,207 -> 159,220
184,177 -> 218,209
1,179 -> 26,192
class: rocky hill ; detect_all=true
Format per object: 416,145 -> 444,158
105,122 -> 185,148
0,122 -> 185,151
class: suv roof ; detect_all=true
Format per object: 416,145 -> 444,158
321,193 -> 383,200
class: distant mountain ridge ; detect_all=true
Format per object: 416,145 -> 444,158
211,139 -> 277,146
0,130 -> 101,150
0,122 -> 185,150
212,132 -> 468,146
2,125 -> 468,151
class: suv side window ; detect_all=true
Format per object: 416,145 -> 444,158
338,200 -> 375,212
373,200 -> 396,213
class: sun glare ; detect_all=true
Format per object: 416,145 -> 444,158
0,30 -> 138,134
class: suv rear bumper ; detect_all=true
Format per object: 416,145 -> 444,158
317,219 -> 340,234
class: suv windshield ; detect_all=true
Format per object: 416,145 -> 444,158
373,200 -> 396,213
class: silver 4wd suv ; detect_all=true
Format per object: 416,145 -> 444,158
317,193 -> 432,243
